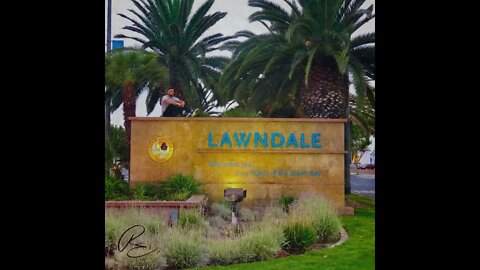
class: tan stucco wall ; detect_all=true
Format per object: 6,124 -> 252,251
130,117 -> 346,207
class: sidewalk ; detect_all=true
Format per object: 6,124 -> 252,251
350,168 -> 375,175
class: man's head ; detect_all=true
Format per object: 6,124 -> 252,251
167,88 -> 175,97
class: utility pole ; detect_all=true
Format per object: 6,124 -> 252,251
344,75 -> 351,195
107,0 -> 112,52
105,0 -> 112,138
345,120 -> 352,194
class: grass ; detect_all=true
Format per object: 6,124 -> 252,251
198,195 -> 375,270
346,194 -> 375,209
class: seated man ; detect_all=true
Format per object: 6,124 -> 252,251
160,88 -> 198,117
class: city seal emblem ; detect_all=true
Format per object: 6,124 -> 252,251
148,136 -> 174,162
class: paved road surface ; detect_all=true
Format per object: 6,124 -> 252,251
350,173 -> 375,200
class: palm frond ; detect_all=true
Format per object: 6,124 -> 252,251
348,56 -> 368,108
288,49 -> 308,79
350,33 -> 375,48
233,30 -> 256,38
110,88 -> 123,112
304,47 -> 317,85
190,12 -> 227,47
145,85 -> 162,115
184,0 -> 216,43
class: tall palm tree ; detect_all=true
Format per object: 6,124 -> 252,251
105,48 -> 168,147
219,0 -> 374,195
115,0 -> 233,111
219,0 -> 374,118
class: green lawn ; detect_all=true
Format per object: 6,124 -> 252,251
199,197 -> 375,270
345,194 -> 375,209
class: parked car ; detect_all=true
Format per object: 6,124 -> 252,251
365,164 -> 375,169
357,163 -> 375,169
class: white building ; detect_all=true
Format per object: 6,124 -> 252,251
355,136 -> 375,165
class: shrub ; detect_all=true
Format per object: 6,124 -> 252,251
282,221 -> 317,252
137,212 -> 166,235
154,174 -> 202,201
164,228 -> 203,269
105,208 -> 166,236
131,183 -> 157,201
114,234 -> 165,270
105,213 -> 120,252
168,190 -> 190,201
236,221 -> 285,262
203,222 -> 222,239
206,238 -> 240,265
292,195 -> 343,243
106,208 -> 167,269
208,215 -> 228,229
207,221 -> 284,265
166,174 -> 202,199
104,257 -> 116,270
210,201 -> 232,220
262,206 -> 287,222
177,208 -> 204,230
239,207 -> 259,222
105,175 -> 130,200
279,195 -> 295,213
130,175 -> 202,201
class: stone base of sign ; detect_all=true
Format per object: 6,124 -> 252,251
338,206 -> 354,216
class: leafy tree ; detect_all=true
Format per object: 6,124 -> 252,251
351,121 -> 371,154
350,85 -> 375,134
109,125 -> 129,164
105,138 -> 114,173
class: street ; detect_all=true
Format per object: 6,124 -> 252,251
350,173 -> 375,199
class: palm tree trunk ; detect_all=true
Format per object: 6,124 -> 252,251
300,58 -> 347,118
169,66 -> 184,100
301,58 -> 350,195
122,81 -> 136,179
122,81 -> 136,148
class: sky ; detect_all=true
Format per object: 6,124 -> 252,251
106,0 -> 375,127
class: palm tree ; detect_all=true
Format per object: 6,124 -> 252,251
115,0 -> 233,111
219,0 -> 374,195
219,0 -> 374,118
105,48 -> 168,147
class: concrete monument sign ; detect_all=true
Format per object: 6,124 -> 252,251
130,117 -> 347,208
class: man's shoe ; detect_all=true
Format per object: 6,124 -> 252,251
191,108 -> 199,117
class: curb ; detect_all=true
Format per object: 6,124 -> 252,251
328,228 -> 349,249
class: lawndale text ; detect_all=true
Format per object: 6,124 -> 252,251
207,131 -> 321,148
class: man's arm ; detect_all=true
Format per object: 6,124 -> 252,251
162,97 -> 183,106
172,97 -> 185,107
